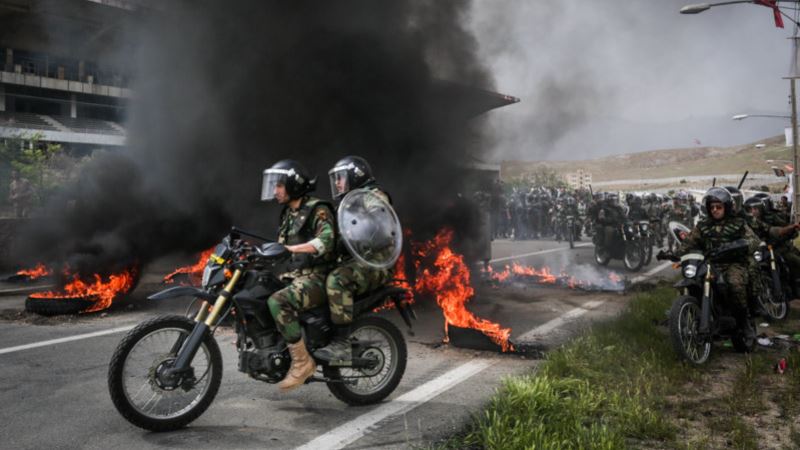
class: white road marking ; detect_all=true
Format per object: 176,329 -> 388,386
489,243 -> 593,263
514,300 -> 607,341
0,325 -> 134,355
294,360 -> 492,450
630,261 -> 674,284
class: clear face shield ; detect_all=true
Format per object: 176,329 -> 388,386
261,170 -> 288,201
328,166 -> 350,200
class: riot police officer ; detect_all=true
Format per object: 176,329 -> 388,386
262,159 -> 337,391
316,156 -> 395,363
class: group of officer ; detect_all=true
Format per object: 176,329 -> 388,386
658,187 -> 800,338
260,156 -> 391,391
490,185 -> 591,240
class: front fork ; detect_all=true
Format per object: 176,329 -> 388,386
700,263 -> 712,334
166,269 -> 242,378
768,246 -> 783,300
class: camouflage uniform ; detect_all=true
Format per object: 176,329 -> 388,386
677,215 -> 758,313
764,210 -> 800,285
326,187 -> 394,325
595,202 -> 626,247
267,196 -> 336,343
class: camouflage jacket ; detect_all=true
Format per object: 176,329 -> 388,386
278,196 -> 336,276
597,204 -> 626,226
667,203 -> 692,226
677,215 -> 758,258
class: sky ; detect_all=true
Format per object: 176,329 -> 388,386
469,0 -> 798,161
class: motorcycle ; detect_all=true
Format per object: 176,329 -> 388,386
752,241 -> 792,321
659,222 -> 756,365
108,228 -> 413,432
594,221 -> 645,272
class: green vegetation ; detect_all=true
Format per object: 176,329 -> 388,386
436,286 -> 800,449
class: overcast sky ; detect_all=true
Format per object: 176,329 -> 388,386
469,0 -> 797,161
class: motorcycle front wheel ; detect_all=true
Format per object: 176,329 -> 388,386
669,296 -> 711,365
324,315 -> 407,405
623,241 -> 645,272
756,274 -> 789,321
643,235 -> 653,265
594,245 -> 610,266
108,315 -> 222,431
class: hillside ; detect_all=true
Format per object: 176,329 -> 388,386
501,135 -> 791,184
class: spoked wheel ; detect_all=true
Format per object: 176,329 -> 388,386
108,315 -> 222,431
623,242 -> 645,272
324,315 -> 407,405
756,275 -> 788,321
669,296 -> 711,365
594,245 -> 610,266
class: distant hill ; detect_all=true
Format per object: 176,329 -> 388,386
501,135 -> 791,185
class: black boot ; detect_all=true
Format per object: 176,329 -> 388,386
314,325 -> 352,363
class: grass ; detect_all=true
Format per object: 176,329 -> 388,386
434,285 -> 800,450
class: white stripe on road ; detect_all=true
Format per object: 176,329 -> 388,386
630,261 -> 674,284
489,243 -> 593,263
515,300 -> 607,342
295,360 -> 492,450
0,325 -> 134,355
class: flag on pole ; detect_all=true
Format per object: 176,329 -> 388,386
755,0 -> 784,28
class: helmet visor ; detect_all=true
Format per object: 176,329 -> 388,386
328,166 -> 350,200
261,169 -> 288,201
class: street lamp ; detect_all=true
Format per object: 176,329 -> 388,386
732,113 -> 791,120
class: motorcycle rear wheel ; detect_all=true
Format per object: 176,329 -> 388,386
108,315 -> 222,431
669,296 -> 711,365
324,315 -> 407,405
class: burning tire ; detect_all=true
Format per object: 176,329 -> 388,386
323,315 -> 406,405
108,315 -> 222,431
24,296 -> 97,316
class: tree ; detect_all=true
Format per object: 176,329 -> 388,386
0,132 -> 63,206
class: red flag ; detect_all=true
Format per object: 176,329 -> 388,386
755,0 -> 784,28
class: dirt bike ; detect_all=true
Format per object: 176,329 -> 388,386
594,221 -> 645,272
752,241 -> 792,321
659,222 -> 756,366
108,227 -> 413,432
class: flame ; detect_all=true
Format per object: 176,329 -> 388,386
484,261 -> 624,291
414,229 -> 513,352
30,267 -> 138,313
164,247 -> 215,285
16,263 -> 52,279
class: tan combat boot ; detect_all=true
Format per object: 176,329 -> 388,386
278,338 -> 317,391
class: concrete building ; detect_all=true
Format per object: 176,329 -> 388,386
564,169 -> 592,190
0,0 -> 145,152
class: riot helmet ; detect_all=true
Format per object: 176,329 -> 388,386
261,159 -> 316,202
752,192 -> 774,211
605,193 -> 619,205
328,156 -> 374,200
743,196 -> 766,218
723,186 -> 743,213
702,187 -> 733,218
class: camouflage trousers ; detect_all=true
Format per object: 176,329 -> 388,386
267,273 -> 327,344
326,260 -> 392,325
720,263 -> 749,314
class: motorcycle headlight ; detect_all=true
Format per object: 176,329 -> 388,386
753,251 -> 763,262
201,265 -> 213,287
683,264 -> 697,278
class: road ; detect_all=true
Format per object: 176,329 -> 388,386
0,239 -> 675,450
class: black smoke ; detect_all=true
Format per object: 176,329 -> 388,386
16,0 -> 496,275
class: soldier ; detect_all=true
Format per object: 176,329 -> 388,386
627,194 -> 648,222
757,195 -> 800,295
262,159 -> 337,391
724,186 -> 745,219
669,187 -> 758,338
595,192 -> 626,248
315,156 -> 394,363
666,192 -> 693,251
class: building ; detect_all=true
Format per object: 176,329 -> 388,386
0,0 -> 144,153
564,169 -> 592,190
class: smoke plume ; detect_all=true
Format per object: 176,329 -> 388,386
16,0 -> 496,274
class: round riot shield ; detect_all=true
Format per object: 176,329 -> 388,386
337,188 -> 403,269
668,221 -> 691,244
